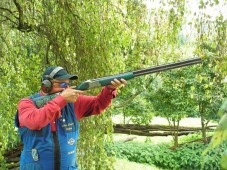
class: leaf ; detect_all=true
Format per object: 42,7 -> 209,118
203,113 -> 227,155
218,99 -> 227,117
221,150 -> 227,169
190,86 -> 195,91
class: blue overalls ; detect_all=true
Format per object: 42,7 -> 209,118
15,93 -> 79,170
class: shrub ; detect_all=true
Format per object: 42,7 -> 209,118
105,141 -> 227,170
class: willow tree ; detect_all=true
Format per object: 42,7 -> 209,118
0,0 -> 150,169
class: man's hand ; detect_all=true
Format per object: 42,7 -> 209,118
60,79 -> 127,103
60,87 -> 85,103
107,78 -> 127,89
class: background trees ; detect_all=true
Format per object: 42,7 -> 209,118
0,0 -> 226,169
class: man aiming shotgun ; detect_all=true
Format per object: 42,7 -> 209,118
15,57 -> 201,170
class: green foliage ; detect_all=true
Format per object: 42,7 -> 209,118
144,67 -> 199,146
191,56 -> 225,117
192,0 -> 227,143
106,141 -> 227,170
148,68 -> 195,117
124,99 -> 154,124
0,0 -> 148,169
203,99 -> 227,169
106,141 -> 164,164
0,29 -> 42,166
112,86 -> 154,124
204,114 -> 227,153
178,132 -> 204,144
218,99 -> 227,117
185,55 -> 226,143
0,0 -> 226,169
220,150 -> 227,169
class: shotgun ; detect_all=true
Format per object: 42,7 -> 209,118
33,57 -> 202,108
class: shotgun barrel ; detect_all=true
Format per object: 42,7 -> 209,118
33,57 -> 202,108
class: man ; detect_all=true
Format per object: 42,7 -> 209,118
15,66 -> 127,170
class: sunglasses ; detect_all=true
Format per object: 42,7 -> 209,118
53,82 -> 70,88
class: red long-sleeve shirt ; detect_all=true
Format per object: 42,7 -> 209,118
18,87 -> 116,131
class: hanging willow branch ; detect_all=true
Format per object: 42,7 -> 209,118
0,0 -> 33,32
0,7 -> 18,26
13,0 -> 32,32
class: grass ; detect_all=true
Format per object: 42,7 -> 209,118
113,133 -> 173,144
114,158 -> 160,170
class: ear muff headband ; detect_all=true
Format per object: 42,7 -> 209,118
41,67 -> 64,93
48,67 -> 64,79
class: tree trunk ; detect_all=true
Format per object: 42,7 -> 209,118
200,102 -> 207,142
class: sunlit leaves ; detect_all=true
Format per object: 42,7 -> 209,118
203,113 -> 227,157
218,99 -> 227,116
220,149 -> 227,169
203,99 -> 227,169
0,0 -> 227,168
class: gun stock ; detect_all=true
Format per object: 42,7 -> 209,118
33,57 -> 201,108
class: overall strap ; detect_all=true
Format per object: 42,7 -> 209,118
30,92 -> 41,100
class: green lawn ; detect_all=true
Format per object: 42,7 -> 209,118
114,158 -> 160,170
